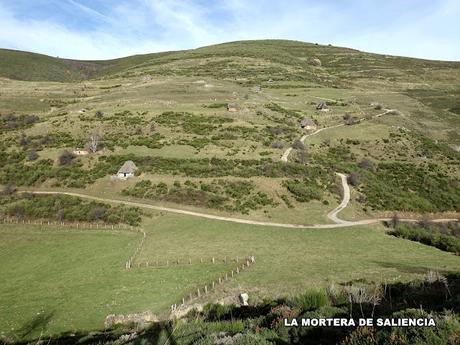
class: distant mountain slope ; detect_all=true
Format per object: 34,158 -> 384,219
0,48 -> 174,82
1,40 -> 459,83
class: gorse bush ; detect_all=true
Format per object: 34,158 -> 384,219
282,179 -> 323,202
0,113 -> 39,132
0,194 -> 142,225
294,289 -> 330,311
122,179 -> 277,214
390,222 -> 460,254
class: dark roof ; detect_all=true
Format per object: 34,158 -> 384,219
316,102 -> 328,110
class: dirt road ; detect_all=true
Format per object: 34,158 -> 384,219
281,109 -> 393,162
20,190 -> 457,229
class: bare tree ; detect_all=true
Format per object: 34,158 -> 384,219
390,213 -> 400,228
88,133 -> 100,153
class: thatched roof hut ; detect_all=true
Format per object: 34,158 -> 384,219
300,118 -> 316,129
227,103 -> 240,112
316,102 -> 329,111
117,161 -> 138,179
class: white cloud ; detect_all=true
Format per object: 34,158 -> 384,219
0,0 -> 458,60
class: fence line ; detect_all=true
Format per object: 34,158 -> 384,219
130,256 -> 246,269
0,217 -> 135,231
170,255 -> 256,314
124,229 -> 147,269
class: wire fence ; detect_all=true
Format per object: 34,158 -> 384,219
170,256 -> 256,315
0,217 -> 135,231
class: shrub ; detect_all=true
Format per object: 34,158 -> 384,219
358,159 -> 373,170
294,289 -> 330,311
271,141 -> 284,149
0,194 -> 142,225
26,150 -> 39,161
283,179 -> 322,202
58,150 -> 76,166
390,223 -> 460,254
347,172 -> 360,186
292,139 -> 305,150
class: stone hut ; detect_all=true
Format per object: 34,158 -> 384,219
117,160 -> 138,180
316,102 -> 329,112
227,103 -> 240,112
310,58 -> 322,67
300,118 -> 316,130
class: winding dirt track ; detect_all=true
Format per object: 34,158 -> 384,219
17,109 -> 458,230
281,109 -> 393,162
20,190 -> 457,229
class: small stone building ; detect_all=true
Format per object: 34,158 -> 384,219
117,160 -> 138,180
316,102 -> 329,112
227,103 -> 240,112
300,118 -> 317,130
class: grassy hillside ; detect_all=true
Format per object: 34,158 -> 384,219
0,39 -> 459,341
0,48 -> 174,82
1,218 -> 459,340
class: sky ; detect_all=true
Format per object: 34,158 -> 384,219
0,0 -> 459,61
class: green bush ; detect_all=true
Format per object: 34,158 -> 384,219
0,194 -> 142,225
294,289 -> 330,312
282,179 -> 323,202
390,223 -> 460,254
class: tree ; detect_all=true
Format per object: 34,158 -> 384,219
58,150 -> 76,165
292,139 -> 305,150
347,172 -> 360,186
88,133 -> 100,153
358,158 -> 373,170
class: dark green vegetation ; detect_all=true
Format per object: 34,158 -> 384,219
14,273 -> 460,345
0,114 -> 39,132
122,179 -> 276,214
311,129 -> 460,213
282,178 -> 324,202
0,48 -> 170,82
389,221 -> 460,255
1,39 -> 460,342
0,193 -> 142,225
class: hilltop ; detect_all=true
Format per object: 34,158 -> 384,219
0,39 -> 459,340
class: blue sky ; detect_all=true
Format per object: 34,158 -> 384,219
0,0 -> 459,60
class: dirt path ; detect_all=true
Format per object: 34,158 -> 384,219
327,173 -> 352,224
20,190 -> 457,229
281,109 -> 393,162
281,124 -> 344,162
